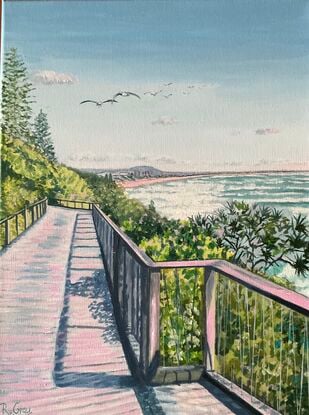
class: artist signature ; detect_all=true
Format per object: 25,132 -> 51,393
0,402 -> 32,415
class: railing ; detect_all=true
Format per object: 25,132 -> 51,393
92,204 -> 309,415
0,198 -> 48,249
48,198 -> 93,210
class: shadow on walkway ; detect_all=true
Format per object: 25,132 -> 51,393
52,213 -> 167,414
52,212 -> 252,415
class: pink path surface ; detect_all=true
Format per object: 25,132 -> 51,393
0,206 -> 253,415
0,207 -> 142,415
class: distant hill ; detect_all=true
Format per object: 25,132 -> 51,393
79,165 -> 189,180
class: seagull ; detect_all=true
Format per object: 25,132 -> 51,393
163,93 -> 173,99
144,90 -> 162,96
188,85 -> 195,89
80,99 -> 118,106
164,82 -> 173,86
112,91 -> 141,101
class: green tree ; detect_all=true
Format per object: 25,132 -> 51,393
191,201 -> 309,276
1,48 -> 34,142
33,109 -> 56,162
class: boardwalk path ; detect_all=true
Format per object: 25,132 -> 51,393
0,206 -> 252,414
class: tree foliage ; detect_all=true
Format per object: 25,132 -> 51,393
1,134 -> 93,218
191,201 -> 309,276
32,109 -> 56,162
1,48 -> 34,142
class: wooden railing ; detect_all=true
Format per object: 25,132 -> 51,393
39,198 -> 308,413
48,198 -> 93,210
0,198 -> 48,249
92,204 -> 309,415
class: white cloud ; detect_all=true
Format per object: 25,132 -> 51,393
33,70 -> 78,85
255,128 -> 280,135
152,116 -> 178,126
154,156 -> 177,165
201,82 -> 220,89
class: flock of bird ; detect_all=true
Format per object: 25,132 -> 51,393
79,82 -> 211,108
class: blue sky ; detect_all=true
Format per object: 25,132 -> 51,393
3,0 -> 309,171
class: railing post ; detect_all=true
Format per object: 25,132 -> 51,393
140,268 -> 160,378
15,215 -> 19,236
24,207 -> 28,229
4,219 -> 9,246
148,269 -> 161,377
31,206 -> 35,224
112,233 -> 120,295
204,268 -> 216,372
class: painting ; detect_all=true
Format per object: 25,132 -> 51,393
0,1 -> 308,414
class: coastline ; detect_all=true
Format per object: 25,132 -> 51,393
118,169 -> 309,189
118,174 -> 206,189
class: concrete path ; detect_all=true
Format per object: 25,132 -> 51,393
0,206 -> 253,415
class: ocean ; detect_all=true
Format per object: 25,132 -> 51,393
126,172 -> 309,296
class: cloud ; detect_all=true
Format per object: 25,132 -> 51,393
255,128 -> 280,135
128,153 -> 177,166
33,70 -> 78,85
154,156 -> 177,165
67,152 -> 108,163
201,82 -> 220,89
152,116 -> 178,126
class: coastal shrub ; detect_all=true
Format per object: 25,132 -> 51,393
215,275 -> 308,414
140,206 -> 308,414
78,170 -> 168,243
190,200 -> 309,277
140,224 -> 233,366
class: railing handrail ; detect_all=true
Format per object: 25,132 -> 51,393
0,197 -> 48,224
48,197 -> 94,205
48,199 -> 309,317
93,204 -> 157,267
92,204 -> 309,317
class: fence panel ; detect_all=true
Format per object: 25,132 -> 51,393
0,198 -> 48,250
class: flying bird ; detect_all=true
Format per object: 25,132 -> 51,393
188,85 -> 195,89
112,91 -> 141,101
164,82 -> 173,86
80,99 -> 118,106
144,90 -> 162,96
163,93 -> 173,99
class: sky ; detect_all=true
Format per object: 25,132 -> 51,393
2,0 -> 309,171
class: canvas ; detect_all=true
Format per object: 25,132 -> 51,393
0,1 -> 308,414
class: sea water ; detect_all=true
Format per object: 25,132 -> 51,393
127,172 -> 309,296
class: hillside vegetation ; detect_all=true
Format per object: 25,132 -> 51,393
1,134 -> 93,218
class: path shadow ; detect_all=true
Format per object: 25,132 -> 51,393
52,212 -> 250,414
69,270 -> 120,344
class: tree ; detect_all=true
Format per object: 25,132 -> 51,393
191,201 -> 309,276
1,48 -> 35,142
32,109 -> 57,162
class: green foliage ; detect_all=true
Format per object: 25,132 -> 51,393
140,225 -> 233,366
1,48 -> 34,142
32,109 -> 56,162
78,170 -> 168,243
215,276 -> 308,414
1,134 -> 93,218
139,202 -> 307,413
191,200 -> 309,276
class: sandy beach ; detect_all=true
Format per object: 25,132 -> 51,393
118,174 -> 206,189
